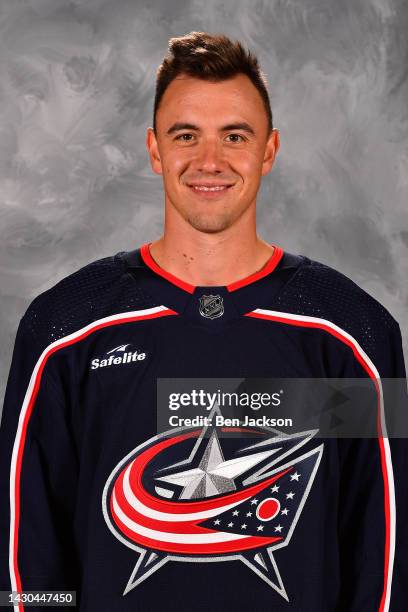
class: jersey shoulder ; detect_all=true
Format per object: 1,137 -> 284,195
276,252 -> 399,359
21,250 -> 157,350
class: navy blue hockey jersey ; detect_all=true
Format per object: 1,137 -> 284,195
0,243 -> 406,611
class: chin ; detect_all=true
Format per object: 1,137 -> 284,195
186,214 -> 234,234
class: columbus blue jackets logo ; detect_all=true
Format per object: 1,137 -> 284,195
102,406 -> 323,601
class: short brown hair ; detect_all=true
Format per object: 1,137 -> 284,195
153,31 -> 273,134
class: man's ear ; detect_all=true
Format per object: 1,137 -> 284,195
261,128 -> 280,176
146,127 -> 163,175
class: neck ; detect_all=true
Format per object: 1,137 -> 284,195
148,210 -> 275,287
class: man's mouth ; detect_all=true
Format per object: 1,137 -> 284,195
187,183 -> 234,195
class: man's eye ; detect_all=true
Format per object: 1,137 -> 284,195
175,133 -> 194,141
226,134 -> 244,143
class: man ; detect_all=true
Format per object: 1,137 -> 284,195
0,31 -> 406,611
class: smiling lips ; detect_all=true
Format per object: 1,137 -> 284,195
187,182 -> 234,196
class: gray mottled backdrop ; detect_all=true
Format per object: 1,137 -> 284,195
1,0 -> 407,410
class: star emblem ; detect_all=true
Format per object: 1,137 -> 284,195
103,403 -> 324,605
156,431 -> 280,499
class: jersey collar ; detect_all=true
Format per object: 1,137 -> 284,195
139,242 -> 284,295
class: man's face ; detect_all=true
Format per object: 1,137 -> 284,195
146,73 -> 279,234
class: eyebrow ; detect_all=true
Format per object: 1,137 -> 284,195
166,121 -> 255,136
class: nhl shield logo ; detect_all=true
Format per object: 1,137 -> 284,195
199,294 -> 224,319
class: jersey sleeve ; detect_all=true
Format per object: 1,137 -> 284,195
336,320 -> 407,612
0,314 -> 80,599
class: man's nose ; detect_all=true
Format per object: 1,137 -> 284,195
194,139 -> 226,173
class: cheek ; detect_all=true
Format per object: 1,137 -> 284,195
234,154 -> 262,179
163,155 -> 188,176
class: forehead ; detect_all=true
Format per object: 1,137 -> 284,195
156,73 -> 267,129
